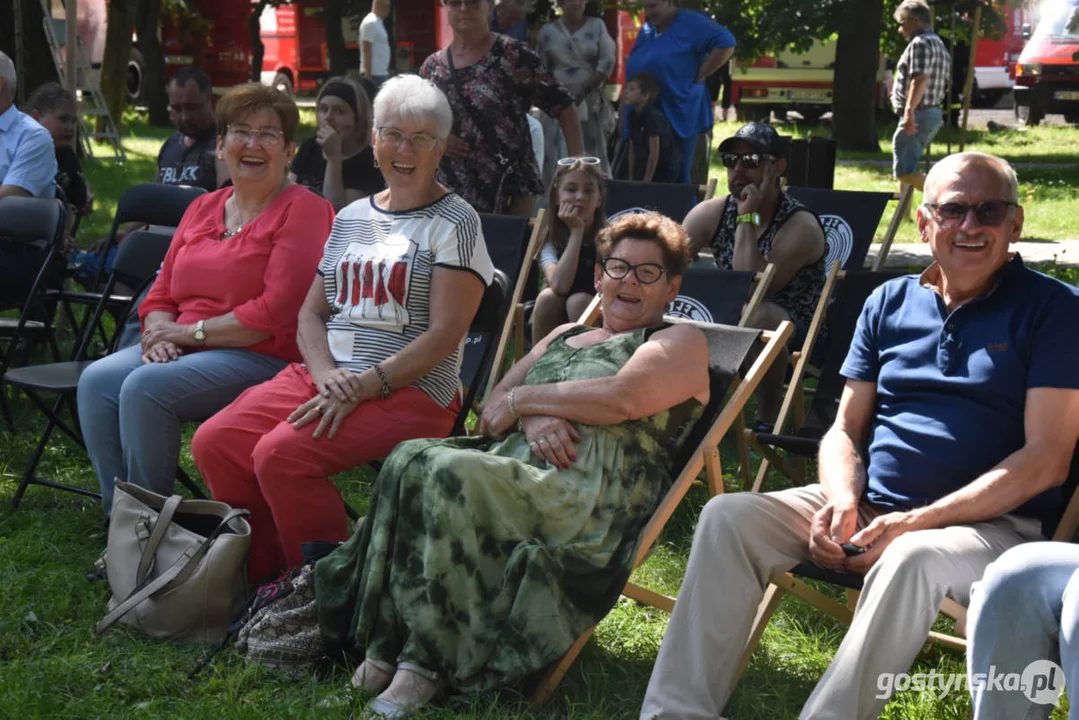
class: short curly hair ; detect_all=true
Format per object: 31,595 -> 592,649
216,82 -> 300,144
595,211 -> 691,277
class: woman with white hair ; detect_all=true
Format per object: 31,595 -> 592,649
192,75 -> 494,585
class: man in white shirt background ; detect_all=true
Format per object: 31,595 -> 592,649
360,0 -> 392,90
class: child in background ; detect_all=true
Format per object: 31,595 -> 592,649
24,82 -> 93,219
623,72 -> 681,184
531,156 -> 606,344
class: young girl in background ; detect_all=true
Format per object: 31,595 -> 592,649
531,156 -> 606,344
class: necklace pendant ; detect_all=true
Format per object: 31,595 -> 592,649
220,224 -> 242,240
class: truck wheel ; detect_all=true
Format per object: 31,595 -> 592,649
127,48 -> 144,102
736,105 -> 770,123
1064,114 -> 1079,125
797,107 -> 824,124
1016,99 -> 1044,127
273,72 -> 294,96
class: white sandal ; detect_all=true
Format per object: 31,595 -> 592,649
351,658 -> 395,693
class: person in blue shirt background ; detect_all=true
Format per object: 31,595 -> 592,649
625,0 -> 735,185
490,0 -> 531,42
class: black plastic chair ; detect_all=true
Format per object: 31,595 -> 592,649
786,187 -> 894,271
5,230 -> 186,507
0,197 -> 67,429
58,183 -> 205,345
604,179 -> 702,224
748,270 -> 906,486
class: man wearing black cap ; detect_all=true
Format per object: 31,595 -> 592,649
683,121 -> 827,432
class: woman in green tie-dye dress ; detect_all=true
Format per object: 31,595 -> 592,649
315,211 -> 713,716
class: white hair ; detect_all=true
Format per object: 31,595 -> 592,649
0,51 -> 16,97
924,152 -> 1020,205
372,74 -> 453,140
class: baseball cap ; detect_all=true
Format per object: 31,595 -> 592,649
718,122 -> 790,159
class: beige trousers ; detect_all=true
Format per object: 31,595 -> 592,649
639,484 -> 1044,720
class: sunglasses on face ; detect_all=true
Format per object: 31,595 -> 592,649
557,156 -> 602,167
601,257 -> 666,285
923,200 -> 1018,229
719,152 -> 775,170
376,127 -> 440,153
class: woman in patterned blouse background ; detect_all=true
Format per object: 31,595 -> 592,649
536,0 -> 616,185
420,0 -> 584,218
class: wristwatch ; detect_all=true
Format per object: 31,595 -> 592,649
193,319 -> 207,346
736,212 -> 761,227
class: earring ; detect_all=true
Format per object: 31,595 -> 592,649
217,153 -> 223,160
373,157 -> 379,168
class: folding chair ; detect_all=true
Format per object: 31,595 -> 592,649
0,197 -> 67,429
5,230 -> 181,507
742,270 -> 905,493
730,444 -> 1079,696
786,187 -> 895,270
57,183 -> 205,345
342,269 -> 512,521
482,210 -> 547,399
604,179 -> 715,224
531,318 -> 795,703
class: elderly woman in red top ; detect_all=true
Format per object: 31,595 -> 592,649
77,83 -> 334,516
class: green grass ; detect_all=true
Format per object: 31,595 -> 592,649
2,112 -> 1076,718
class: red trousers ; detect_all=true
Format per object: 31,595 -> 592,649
191,363 -> 458,583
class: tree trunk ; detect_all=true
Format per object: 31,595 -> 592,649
832,0 -> 883,152
100,0 -> 139,133
326,0 -> 347,78
137,0 -> 169,125
1,0 -> 61,106
251,0 -> 270,82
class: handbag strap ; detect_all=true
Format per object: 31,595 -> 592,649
446,45 -> 509,167
136,494 -> 184,586
96,508 -> 250,635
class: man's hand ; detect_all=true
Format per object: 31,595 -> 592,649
444,135 -> 471,159
808,502 -> 857,571
317,125 -> 344,161
522,415 -> 582,469
314,368 -> 366,404
288,393 -> 362,439
142,341 -> 182,364
903,111 -> 917,136
844,511 -> 919,574
736,160 -> 775,215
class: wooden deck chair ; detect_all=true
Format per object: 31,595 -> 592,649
575,262 -> 776,330
786,187 -> 895,271
872,184 -> 916,271
730,443 -> 1079,695
530,319 -> 795,703
741,270 -> 905,492
482,211 -> 546,400
604,179 -> 712,224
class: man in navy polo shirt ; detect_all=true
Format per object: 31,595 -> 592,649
640,151 -> 1079,720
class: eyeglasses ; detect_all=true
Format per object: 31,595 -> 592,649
923,200 -> 1019,229
228,125 -> 284,147
376,127 -> 440,152
601,257 -> 666,284
719,152 -> 775,169
442,0 -> 482,8
557,156 -> 602,167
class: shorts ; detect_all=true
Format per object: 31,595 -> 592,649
892,106 -> 944,177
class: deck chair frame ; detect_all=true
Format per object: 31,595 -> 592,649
730,478 -> 1079,695
483,210 -> 547,400
531,319 -> 795,704
871,184 -> 916,271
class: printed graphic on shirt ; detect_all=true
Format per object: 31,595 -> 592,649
332,234 -> 417,330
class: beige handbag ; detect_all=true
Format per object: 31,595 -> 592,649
96,480 -> 252,645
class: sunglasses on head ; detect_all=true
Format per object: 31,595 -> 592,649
923,200 -> 1018,229
557,156 -> 602,167
719,152 -> 775,170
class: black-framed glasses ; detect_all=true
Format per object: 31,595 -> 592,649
601,257 -> 666,284
557,156 -> 602,167
923,200 -> 1018,228
376,127 -> 440,153
228,125 -> 284,147
719,151 -> 775,169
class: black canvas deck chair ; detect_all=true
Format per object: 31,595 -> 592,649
5,230 -> 188,507
604,178 -> 717,224
786,186 -> 894,270
530,318 -> 795,703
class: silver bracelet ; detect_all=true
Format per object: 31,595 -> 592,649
508,387 -> 520,422
373,363 -> 392,399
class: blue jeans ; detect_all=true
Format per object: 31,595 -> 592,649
892,106 -> 944,177
968,542 -> 1079,720
76,344 -> 287,514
